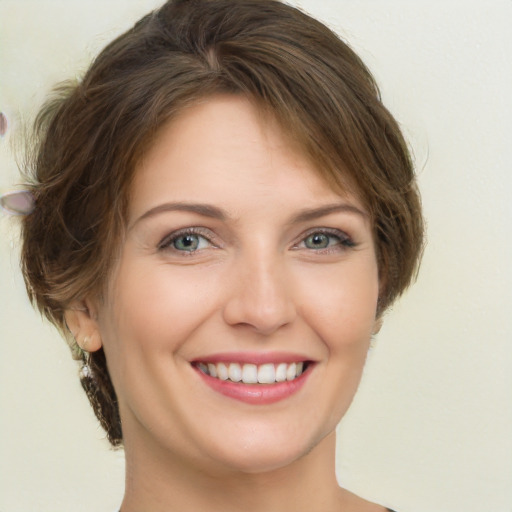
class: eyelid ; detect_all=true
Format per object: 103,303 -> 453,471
158,226 -> 217,251
292,227 -> 355,249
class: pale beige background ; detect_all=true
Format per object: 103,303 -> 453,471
1,1 -> 511,511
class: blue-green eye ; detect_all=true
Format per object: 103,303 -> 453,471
304,233 -> 331,249
173,234 -> 201,251
159,230 -> 211,253
301,230 -> 354,251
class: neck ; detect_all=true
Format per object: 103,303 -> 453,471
120,431 -> 346,512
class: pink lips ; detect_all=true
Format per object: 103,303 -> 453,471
193,351 -> 308,365
192,352 -> 313,405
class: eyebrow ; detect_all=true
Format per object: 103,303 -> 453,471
130,200 -> 367,229
130,202 -> 227,229
289,203 -> 367,224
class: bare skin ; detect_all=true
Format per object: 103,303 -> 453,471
121,431 -> 387,512
67,95 -> 389,512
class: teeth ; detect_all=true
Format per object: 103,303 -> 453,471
258,363 -> 275,384
286,362 -> 297,381
275,363 -> 287,382
228,363 -> 242,382
217,362 -> 229,381
207,363 -> 217,378
242,364 -> 258,384
197,361 -> 307,384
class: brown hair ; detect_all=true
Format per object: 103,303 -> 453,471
21,0 -> 423,446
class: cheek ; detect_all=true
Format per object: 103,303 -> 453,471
296,258 -> 379,349
102,259 -> 221,355
97,260 -> 220,412
302,259 -> 379,424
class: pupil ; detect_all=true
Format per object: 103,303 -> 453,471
175,235 -> 198,250
307,233 -> 329,248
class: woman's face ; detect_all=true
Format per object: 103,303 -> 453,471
95,95 -> 379,474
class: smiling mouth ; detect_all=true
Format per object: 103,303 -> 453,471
194,361 -> 310,384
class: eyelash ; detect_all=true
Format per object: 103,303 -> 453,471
293,228 -> 355,253
158,227 -> 215,254
157,227 -> 355,254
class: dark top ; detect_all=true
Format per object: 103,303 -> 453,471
118,506 -> 399,511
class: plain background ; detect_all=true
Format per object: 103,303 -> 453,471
1,1 -> 511,511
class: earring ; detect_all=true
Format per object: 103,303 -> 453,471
80,361 -> 92,379
79,336 -> 93,379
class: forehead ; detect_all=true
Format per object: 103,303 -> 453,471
129,94 -> 365,222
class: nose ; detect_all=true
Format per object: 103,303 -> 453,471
222,252 -> 297,336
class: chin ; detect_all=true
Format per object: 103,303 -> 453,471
213,445 -> 311,475
199,421 -> 332,475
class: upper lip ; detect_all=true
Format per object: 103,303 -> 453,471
191,351 -> 313,365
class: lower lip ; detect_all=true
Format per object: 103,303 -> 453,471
194,366 -> 312,405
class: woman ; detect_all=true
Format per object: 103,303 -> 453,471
12,0 -> 423,510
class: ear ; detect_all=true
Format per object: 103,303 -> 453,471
64,299 -> 103,353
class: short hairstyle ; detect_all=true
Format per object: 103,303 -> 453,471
20,0 -> 424,446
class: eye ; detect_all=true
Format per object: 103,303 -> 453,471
159,229 -> 212,253
173,234 -> 206,251
297,229 -> 355,251
304,233 -> 333,249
